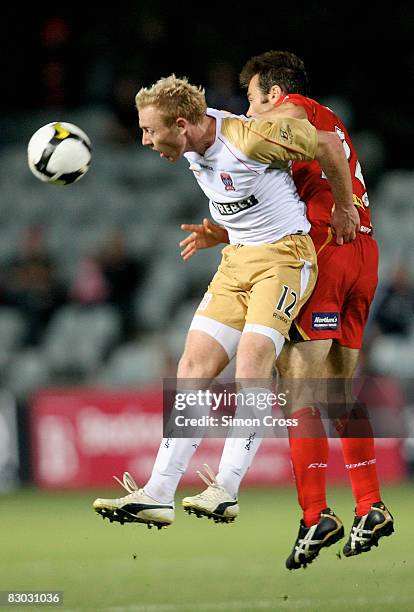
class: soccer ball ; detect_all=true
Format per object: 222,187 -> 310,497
27,121 -> 91,185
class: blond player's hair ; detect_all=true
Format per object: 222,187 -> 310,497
135,75 -> 207,126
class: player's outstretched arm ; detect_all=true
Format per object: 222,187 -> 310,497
179,218 -> 229,261
315,130 -> 360,245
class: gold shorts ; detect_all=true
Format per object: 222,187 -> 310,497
193,234 -> 317,351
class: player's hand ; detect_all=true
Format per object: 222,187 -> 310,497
330,205 -> 360,245
179,218 -> 229,261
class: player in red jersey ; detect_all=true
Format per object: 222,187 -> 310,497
180,51 -> 394,569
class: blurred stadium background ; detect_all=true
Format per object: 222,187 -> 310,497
1,5 -> 414,611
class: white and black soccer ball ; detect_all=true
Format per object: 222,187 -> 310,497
27,121 -> 91,185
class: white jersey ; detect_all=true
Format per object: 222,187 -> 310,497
184,108 -> 317,245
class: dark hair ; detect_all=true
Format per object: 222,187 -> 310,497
239,50 -> 309,96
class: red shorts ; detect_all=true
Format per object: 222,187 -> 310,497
293,234 -> 379,349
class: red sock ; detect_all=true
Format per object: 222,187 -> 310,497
336,406 -> 381,516
340,437 -> 381,516
289,407 -> 328,527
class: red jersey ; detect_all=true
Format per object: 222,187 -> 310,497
274,94 -> 372,249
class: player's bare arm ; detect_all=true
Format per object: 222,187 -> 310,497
179,218 -> 229,261
315,130 -> 359,245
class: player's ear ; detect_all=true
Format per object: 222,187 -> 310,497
269,85 -> 282,103
176,117 -> 188,134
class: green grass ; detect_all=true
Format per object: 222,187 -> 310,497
0,484 -> 413,611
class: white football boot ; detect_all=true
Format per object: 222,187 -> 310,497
93,472 -> 174,529
182,464 -> 239,523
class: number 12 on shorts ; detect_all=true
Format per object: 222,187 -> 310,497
276,285 -> 297,319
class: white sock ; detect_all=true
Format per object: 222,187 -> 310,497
216,387 -> 269,498
144,436 -> 202,504
144,390 -> 210,504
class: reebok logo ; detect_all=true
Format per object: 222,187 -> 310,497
307,462 -> 328,469
345,459 -> 376,469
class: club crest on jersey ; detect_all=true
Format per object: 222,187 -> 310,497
220,172 -> 236,191
279,124 -> 293,144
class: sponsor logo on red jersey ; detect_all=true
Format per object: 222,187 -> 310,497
312,312 -> 340,330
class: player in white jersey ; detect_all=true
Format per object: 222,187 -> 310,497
93,75 -> 357,529
185,107 -> 311,245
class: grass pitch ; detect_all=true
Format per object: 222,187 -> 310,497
1,484 -> 413,611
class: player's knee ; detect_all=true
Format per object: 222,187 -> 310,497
236,333 -> 276,378
177,352 -> 221,379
